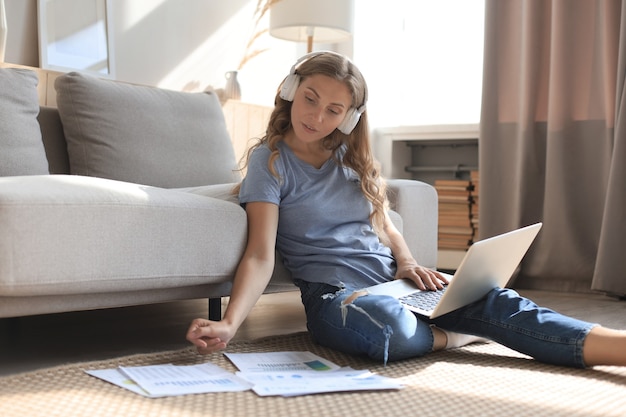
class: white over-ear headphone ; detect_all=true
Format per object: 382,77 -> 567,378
279,51 -> 367,135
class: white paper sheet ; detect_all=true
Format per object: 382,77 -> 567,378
85,368 -> 162,398
237,369 -> 404,397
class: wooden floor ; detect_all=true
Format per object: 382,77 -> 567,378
0,292 -> 307,377
1,289 -> 625,377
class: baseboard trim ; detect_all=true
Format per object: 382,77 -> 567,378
512,276 -> 594,294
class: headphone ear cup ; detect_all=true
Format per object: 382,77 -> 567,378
338,107 -> 361,134
279,73 -> 300,101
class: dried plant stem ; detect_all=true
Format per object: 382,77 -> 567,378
238,0 -> 284,70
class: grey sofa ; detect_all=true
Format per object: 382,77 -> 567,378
0,67 -> 438,320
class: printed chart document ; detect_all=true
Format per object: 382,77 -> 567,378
237,368 -> 403,397
119,363 -> 251,397
224,351 -> 341,373
225,351 -> 403,397
85,363 -> 250,398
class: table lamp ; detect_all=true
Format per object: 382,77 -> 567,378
269,0 -> 355,53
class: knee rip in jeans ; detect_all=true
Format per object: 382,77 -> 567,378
324,289 -> 393,365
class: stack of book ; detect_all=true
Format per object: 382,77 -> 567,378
435,178 -> 475,250
470,170 -> 480,239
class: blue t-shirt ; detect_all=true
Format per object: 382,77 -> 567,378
238,141 -> 396,288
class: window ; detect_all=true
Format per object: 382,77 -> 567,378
353,0 -> 485,128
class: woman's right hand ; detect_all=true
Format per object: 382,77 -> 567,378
186,318 -> 237,354
185,202 -> 279,355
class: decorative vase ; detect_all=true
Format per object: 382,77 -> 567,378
0,0 -> 7,62
224,71 -> 241,101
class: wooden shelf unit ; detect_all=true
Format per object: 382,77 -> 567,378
374,124 -> 480,270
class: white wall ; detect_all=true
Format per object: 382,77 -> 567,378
3,0 -> 314,106
3,0 -> 39,66
108,0 -> 302,105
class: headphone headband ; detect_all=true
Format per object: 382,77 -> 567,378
279,51 -> 367,135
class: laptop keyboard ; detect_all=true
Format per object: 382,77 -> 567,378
399,286 -> 448,312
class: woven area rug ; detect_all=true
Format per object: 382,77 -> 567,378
2,332 -> 626,417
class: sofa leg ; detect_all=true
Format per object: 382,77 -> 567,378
208,298 -> 222,321
1,317 -> 21,341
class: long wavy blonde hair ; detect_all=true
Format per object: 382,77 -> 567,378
234,52 -> 389,236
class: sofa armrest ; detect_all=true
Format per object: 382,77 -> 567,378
386,179 -> 438,269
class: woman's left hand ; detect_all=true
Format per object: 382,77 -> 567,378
395,263 -> 449,291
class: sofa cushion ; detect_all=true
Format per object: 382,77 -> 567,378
175,183 -> 240,204
0,175 -> 247,296
55,72 -> 240,188
0,68 -> 50,176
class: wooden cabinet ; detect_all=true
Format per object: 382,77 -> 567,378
221,100 -> 273,166
0,62 -> 62,107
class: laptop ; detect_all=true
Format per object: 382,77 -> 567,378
366,223 -> 542,319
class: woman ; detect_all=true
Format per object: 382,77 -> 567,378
187,51 -> 626,368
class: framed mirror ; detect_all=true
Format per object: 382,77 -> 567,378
37,0 -> 114,77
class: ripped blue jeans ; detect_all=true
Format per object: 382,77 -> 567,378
294,280 -> 596,368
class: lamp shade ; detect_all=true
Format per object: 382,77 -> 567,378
270,0 -> 355,48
